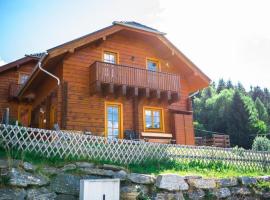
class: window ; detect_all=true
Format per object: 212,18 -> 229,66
147,58 -> 159,72
18,73 -> 30,85
143,107 -> 164,132
103,51 -> 118,64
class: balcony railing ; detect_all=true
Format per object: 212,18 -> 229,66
90,61 -> 180,93
9,83 -> 22,99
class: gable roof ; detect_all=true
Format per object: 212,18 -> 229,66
18,21 -> 211,97
113,21 -> 166,35
0,55 -> 40,74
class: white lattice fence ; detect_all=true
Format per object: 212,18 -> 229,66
0,124 -> 269,170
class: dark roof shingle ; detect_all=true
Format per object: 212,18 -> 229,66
113,21 -> 166,35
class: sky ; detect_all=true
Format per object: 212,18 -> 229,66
0,0 -> 270,89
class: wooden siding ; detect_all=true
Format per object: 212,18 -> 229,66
62,32 -> 192,139
0,62 -> 36,121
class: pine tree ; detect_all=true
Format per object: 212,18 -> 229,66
227,91 -> 249,147
217,79 -> 226,93
255,98 -> 269,124
226,80 -> 234,90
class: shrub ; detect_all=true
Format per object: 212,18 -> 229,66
252,136 -> 270,151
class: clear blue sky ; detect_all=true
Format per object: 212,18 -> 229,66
1,0 -> 270,88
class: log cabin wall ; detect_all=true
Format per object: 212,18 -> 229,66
0,62 -> 36,122
62,31 -> 191,136
27,62 -> 63,129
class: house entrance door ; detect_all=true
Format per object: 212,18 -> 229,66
105,102 -> 122,139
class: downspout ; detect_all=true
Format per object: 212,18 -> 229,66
38,52 -> 60,85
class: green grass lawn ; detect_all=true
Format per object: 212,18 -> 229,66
0,146 -> 268,178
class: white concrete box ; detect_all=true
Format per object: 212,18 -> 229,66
80,179 -> 120,200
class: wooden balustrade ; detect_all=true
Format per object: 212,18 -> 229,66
90,61 -> 181,100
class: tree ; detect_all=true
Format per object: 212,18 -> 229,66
217,79 -> 226,93
255,98 -> 269,124
227,91 -> 251,148
226,80 -> 234,90
236,82 -> 246,94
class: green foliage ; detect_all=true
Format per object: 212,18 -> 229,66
252,136 -> 270,151
251,180 -> 270,193
193,79 -> 270,149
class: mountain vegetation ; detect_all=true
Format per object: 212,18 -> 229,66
193,79 -> 270,149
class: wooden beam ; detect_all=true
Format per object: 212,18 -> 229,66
145,88 -> 150,98
122,85 -> 127,96
61,81 -> 68,129
157,90 -> 161,99
109,83 -> 114,94
96,81 -> 101,93
134,87 -> 139,97
167,91 -> 172,102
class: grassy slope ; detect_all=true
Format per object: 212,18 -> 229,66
0,147 -> 268,178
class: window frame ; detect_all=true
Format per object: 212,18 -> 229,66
146,57 -> 160,72
143,106 -> 165,132
18,72 -> 30,85
104,101 -> 123,139
102,50 -> 119,64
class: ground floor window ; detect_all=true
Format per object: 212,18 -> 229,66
105,102 -> 123,139
143,106 -> 164,132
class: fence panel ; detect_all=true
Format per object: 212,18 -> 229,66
0,124 -> 269,170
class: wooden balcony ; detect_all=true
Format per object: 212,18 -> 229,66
9,83 -> 22,99
90,61 -> 180,102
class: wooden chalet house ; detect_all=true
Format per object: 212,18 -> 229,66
0,21 -> 210,145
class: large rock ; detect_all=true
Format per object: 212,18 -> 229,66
9,168 -> 49,187
61,164 -> 76,171
188,189 -> 205,200
231,187 -> 251,195
120,184 -> 149,200
128,173 -> 155,184
0,159 -> 9,176
100,164 -> 127,171
0,188 -> 26,200
155,174 -> 189,191
216,178 -> 238,187
22,162 -> 37,172
56,194 -> 78,200
79,168 -> 115,177
50,174 -> 80,196
188,178 -> 216,189
113,170 -> 127,180
154,192 -> 184,200
75,162 -> 95,168
27,187 -> 57,200
42,166 -> 61,176
263,192 -> 270,199
257,175 -> 270,182
238,176 -> 257,185
212,188 -> 231,198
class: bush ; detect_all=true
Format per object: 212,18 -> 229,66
252,136 -> 270,151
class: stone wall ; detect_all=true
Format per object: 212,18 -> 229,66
0,159 -> 269,200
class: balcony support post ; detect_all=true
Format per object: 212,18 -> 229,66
145,88 -> 150,98
122,85 -> 127,96
109,83 -> 114,94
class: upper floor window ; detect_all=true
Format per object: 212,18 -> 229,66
147,58 -> 159,72
103,51 -> 118,64
18,73 -> 30,85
